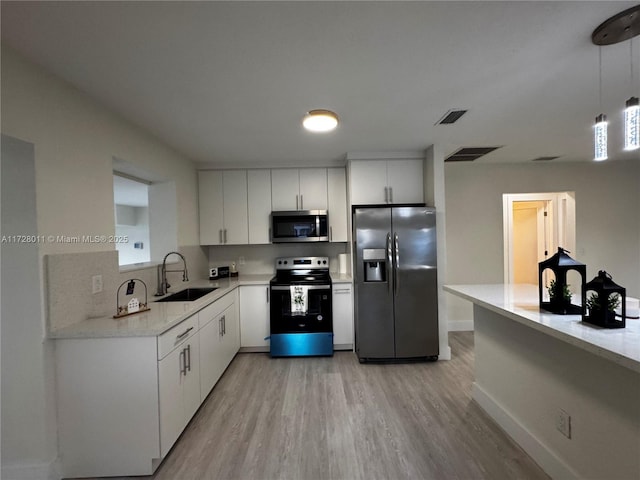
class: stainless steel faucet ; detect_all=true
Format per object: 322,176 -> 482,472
155,251 -> 189,296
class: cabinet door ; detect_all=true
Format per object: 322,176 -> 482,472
247,170 -> 272,244
222,300 -> 240,364
387,159 -> 424,204
332,284 -> 354,348
349,160 -> 388,205
299,168 -> 327,210
199,313 -> 225,401
182,339 -> 201,421
239,285 -> 270,348
222,170 -> 249,244
158,346 -> 186,458
271,169 -> 300,211
198,171 -> 224,245
327,168 -> 348,242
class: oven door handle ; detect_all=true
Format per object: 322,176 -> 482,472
271,285 -> 331,291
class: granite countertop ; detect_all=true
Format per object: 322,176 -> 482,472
444,283 -> 640,373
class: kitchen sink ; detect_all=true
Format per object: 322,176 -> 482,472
155,287 -> 217,302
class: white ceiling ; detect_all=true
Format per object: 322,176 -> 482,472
2,1 -> 639,166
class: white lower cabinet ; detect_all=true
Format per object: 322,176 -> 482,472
332,283 -> 354,349
198,290 -> 239,402
239,285 -> 270,349
56,290 -> 239,478
158,332 -> 200,458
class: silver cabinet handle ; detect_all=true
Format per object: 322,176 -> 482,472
180,348 -> 186,376
386,233 -> 392,294
300,194 -> 304,210
186,344 -> 191,372
296,194 -> 299,210
219,229 -> 223,244
222,315 -> 226,335
384,187 -> 388,203
224,229 -> 227,244
329,226 -> 333,242
176,326 -> 194,341
266,287 -> 269,303
219,317 -> 223,336
389,187 -> 393,203
394,233 -> 399,296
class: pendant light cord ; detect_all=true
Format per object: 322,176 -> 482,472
599,46 -> 603,112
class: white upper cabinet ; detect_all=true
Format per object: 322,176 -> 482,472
247,170 -> 272,244
349,159 -> 424,205
327,168 -> 348,242
198,170 -> 248,245
271,168 -> 327,211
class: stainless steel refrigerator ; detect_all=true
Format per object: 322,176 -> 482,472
353,206 -> 439,361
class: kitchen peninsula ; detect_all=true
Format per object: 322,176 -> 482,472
445,284 -> 639,480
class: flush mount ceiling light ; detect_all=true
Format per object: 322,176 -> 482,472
302,109 -> 339,133
591,5 -> 640,159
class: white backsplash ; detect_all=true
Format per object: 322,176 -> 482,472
207,243 -> 349,275
46,245 -> 209,331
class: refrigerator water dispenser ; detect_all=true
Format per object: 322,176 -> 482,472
363,248 -> 386,282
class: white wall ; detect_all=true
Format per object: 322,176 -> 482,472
445,159 -> 640,326
0,46 -> 205,479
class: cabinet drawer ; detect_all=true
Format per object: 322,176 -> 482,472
157,315 -> 198,360
198,292 -> 235,330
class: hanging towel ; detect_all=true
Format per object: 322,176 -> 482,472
290,285 -> 308,316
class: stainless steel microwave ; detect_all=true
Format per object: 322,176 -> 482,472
271,210 -> 329,243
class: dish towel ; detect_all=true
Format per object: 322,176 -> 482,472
290,285 -> 309,316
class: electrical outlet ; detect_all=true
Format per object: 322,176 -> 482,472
556,409 -> 571,439
92,275 -> 103,294
238,256 -> 245,265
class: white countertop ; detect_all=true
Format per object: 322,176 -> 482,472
50,273 -> 351,340
444,284 -> 640,373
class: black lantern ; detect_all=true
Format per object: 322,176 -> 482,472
538,247 -> 586,315
583,271 -> 626,329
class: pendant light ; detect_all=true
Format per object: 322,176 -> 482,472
594,47 -> 608,161
624,39 -> 639,151
591,5 -> 640,160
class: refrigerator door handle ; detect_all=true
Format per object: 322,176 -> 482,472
386,233 -> 392,294
394,233 -> 399,296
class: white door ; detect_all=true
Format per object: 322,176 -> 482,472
198,316 -> 224,401
222,170 -> 248,244
387,159 -> 424,204
299,168 -> 327,210
239,285 -> 270,348
327,168 -> 348,242
271,169 -> 300,210
198,171 -> 224,245
503,192 -> 575,286
247,169 -> 272,244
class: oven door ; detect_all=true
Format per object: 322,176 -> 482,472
270,284 -> 333,333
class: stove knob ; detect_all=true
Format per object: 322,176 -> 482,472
323,260 -> 327,264
284,260 -> 288,264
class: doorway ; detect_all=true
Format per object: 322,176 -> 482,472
503,192 -> 576,286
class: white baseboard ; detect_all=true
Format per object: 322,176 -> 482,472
447,319 -> 474,331
472,382 -> 579,480
2,459 -> 61,480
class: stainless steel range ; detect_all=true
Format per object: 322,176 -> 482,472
269,256 -> 333,357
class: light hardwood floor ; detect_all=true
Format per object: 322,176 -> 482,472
91,333 -> 549,480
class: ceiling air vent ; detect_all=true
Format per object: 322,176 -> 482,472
445,146 -> 501,162
436,109 -> 468,125
531,156 -> 561,162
